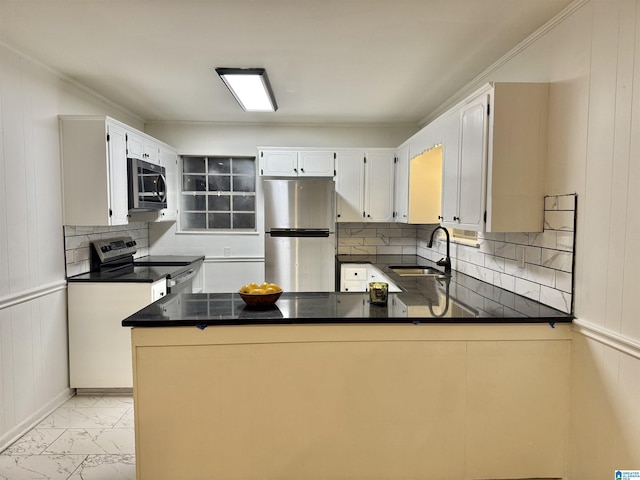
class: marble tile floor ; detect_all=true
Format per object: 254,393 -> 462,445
0,394 -> 135,480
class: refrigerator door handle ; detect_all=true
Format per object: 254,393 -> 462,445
268,228 -> 331,238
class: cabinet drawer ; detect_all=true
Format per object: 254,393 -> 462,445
341,280 -> 368,292
151,280 -> 167,301
343,266 -> 367,280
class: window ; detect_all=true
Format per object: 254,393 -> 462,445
180,156 -> 256,231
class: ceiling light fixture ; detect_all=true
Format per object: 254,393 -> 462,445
215,67 -> 278,112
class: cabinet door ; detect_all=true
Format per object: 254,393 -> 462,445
457,94 -> 488,230
394,144 -> 410,223
143,140 -> 160,164
259,150 -> 298,176
441,110 -> 461,227
298,151 -> 335,177
157,146 -> 178,222
335,151 -> 365,222
126,131 -> 145,160
106,122 -> 130,225
364,151 -> 395,222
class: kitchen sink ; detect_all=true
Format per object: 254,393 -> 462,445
389,265 -> 447,277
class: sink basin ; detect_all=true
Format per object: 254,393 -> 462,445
389,266 -> 446,277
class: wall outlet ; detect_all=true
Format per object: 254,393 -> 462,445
516,246 -> 526,268
224,247 -> 231,257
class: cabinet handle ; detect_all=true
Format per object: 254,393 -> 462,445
453,216 -> 459,221
301,168 -> 305,173
438,215 -> 443,220
294,168 -> 298,173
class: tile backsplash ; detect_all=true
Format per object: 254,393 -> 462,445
337,223 -> 419,255
63,223 -> 149,277
338,194 -> 576,314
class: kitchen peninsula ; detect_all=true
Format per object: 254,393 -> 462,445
124,256 -> 572,480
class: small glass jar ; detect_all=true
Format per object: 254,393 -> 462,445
369,282 -> 388,306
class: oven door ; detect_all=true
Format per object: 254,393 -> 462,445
128,158 -> 167,210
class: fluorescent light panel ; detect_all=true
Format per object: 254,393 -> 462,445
215,68 -> 277,112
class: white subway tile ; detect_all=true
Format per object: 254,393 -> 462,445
530,230 -> 557,249
526,264 -> 556,287
557,194 -> 576,211
541,249 -> 573,272
495,241 -> 516,260
485,255 -> 505,272
515,277 -> 541,301
557,231 -> 575,251
540,286 -> 572,313
545,196 -> 558,210
525,246 -> 542,265
504,232 -> 529,244
544,210 -> 574,231
555,271 -> 573,293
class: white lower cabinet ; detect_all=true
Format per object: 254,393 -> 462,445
340,264 -> 401,293
68,279 -> 166,389
340,264 -> 368,292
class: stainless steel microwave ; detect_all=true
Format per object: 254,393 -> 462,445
127,158 -> 167,211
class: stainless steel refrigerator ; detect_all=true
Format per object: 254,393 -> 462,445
263,178 -> 336,292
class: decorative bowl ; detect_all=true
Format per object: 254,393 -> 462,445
238,290 -> 282,308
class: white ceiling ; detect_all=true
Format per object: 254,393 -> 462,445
0,0 -> 573,126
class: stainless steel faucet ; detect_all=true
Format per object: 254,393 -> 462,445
427,226 -> 451,274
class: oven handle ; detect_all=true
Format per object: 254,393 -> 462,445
167,268 -> 197,288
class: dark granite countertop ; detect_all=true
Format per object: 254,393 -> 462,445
122,254 -> 572,327
66,255 -> 205,283
67,264 -> 175,283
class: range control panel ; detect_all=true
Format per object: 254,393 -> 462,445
91,236 -> 137,264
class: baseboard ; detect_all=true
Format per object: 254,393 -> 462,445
0,388 -> 75,452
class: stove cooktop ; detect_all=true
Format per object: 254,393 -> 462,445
133,255 -> 205,267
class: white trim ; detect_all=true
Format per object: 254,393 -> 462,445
0,388 -> 74,452
0,41 -> 143,123
0,280 -> 67,311
572,319 -> 640,360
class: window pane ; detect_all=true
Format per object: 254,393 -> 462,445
233,176 -> 255,192
183,175 -> 206,192
232,158 -> 255,175
182,212 -> 206,229
208,213 -> 231,229
183,194 -> 207,211
180,155 -> 256,233
208,176 -> 231,192
183,156 -> 206,173
233,195 -> 255,212
233,213 -> 255,229
208,158 -> 231,174
208,195 -> 231,211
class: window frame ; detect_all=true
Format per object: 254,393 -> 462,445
177,155 -> 257,233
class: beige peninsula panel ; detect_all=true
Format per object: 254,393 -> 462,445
131,324 -> 571,480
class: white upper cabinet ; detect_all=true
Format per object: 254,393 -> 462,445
335,149 -> 395,223
59,116 -> 130,226
393,143 -> 410,223
440,82 -> 549,232
364,151 -> 395,223
157,146 -> 178,222
335,150 -> 366,222
259,149 -> 335,177
298,151 -> 335,176
59,115 -> 178,226
126,130 -> 159,163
